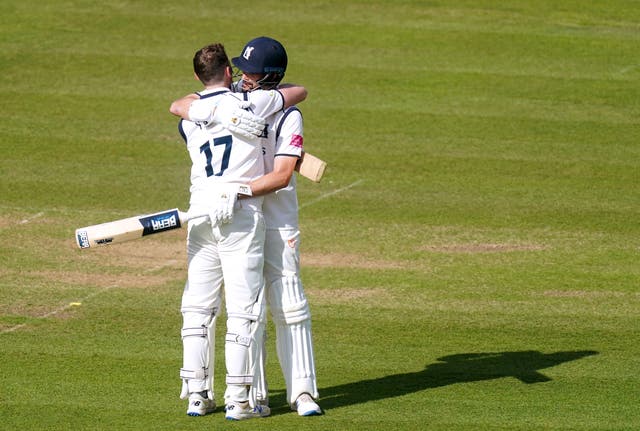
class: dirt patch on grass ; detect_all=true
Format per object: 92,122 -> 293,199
301,252 -> 407,270
418,243 -> 546,253
28,269 -> 179,290
58,232 -> 188,289
306,287 -> 390,305
1,215 -> 188,330
1,301 -> 83,322
68,228 -> 186,279
0,212 -> 48,230
73,229 -> 186,267
0,218 -> 13,229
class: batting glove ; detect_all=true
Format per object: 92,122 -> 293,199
189,96 -> 266,139
208,184 -> 252,227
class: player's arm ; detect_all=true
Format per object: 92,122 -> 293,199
249,155 -> 298,196
249,107 -> 303,196
278,84 -> 307,109
169,93 -> 265,138
169,93 -> 199,118
247,85 -> 307,119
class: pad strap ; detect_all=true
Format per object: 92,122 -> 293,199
180,367 -> 208,380
226,374 -> 253,385
181,306 -> 218,316
181,326 -> 208,338
226,332 -> 252,347
227,311 -> 261,322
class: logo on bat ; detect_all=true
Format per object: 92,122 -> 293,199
77,230 -> 90,248
140,210 -> 182,236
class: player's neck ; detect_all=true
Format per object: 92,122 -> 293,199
204,83 -> 229,90
200,85 -> 231,96
203,76 -> 232,91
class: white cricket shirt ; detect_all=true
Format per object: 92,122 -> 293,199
178,87 -> 286,212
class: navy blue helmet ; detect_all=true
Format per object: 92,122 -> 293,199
232,36 -> 288,89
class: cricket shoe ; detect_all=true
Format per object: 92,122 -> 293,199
186,392 -> 216,416
225,401 -> 270,420
294,393 -> 322,416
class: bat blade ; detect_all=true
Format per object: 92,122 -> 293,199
297,152 -> 327,183
75,208 -> 189,249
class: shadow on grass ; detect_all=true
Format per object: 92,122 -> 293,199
294,350 -> 596,412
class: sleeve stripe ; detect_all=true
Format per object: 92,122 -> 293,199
178,119 -> 187,144
274,153 -> 301,158
274,89 -> 286,113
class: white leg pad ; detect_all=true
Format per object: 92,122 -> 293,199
223,292 -> 266,407
276,320 -> 318,405
268,276 -> 319,405
180,307 -> 216,400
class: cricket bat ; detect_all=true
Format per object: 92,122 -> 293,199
75,155 -> 327,249
75,208 -> 196,249
296,152 -> 327,183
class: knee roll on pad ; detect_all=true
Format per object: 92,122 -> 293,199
181,306 -> 217,328
284,299 -> 311,325
181,326 -> 208,339
269,276 -> 311,325
272,298 -> 311,325
226,315 -> 253,335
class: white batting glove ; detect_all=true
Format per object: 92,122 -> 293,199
189,96 -> 266,139
208,193 -> 236,227
207,184 -> 252,227
214,97 -> 266,139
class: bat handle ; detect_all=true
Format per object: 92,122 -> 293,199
182,211 -> 209,223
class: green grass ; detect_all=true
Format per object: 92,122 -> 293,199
2,0 -> 640,429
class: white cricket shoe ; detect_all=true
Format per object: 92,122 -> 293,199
294,393 -> 322,416
187,392 -> 216,416
225,401 -> 270,420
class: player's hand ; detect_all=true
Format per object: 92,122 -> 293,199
188,96 -> 266,139
208,192 -> 236,227
207,184 -> 252,227
212,97 -> 266,139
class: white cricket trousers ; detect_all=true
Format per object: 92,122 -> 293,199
257,228 -> 319,406
180,208 -> 266,405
